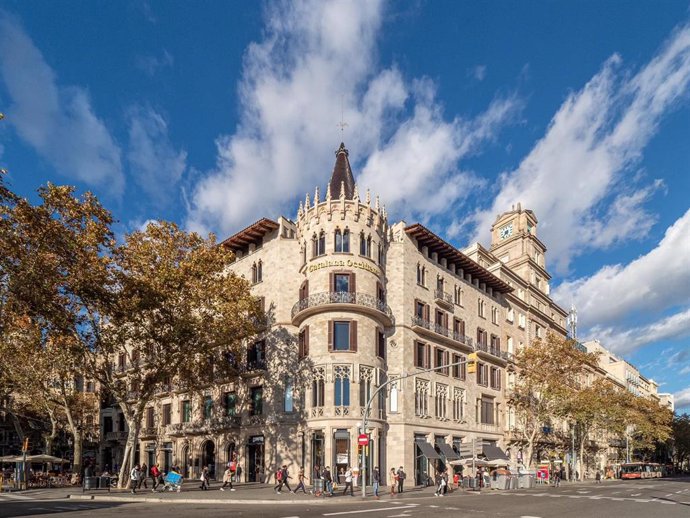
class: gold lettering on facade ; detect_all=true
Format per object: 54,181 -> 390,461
308,259 -> 381,276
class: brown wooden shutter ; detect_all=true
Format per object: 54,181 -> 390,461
424,304 -> 430,321
328,321 -> 334,351
425,343 -> 431,369
304,325 -> 310,356
414,341 -> 419,366
477,328 -> 482,344
350,272 -> 356,294
350,320 -> 358,351
329,273 -> 335,292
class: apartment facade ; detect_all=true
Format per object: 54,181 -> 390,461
101,143 -> 569,483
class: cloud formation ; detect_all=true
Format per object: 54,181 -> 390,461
675,387 -> 690,410
187,0 -> 519,235
0,11 -> 124,195
135,50 -> 174,77
127,105 -> 187,205
470,22 -> 690,273
553,207 -> 690,354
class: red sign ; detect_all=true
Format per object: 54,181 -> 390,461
358,434 -> 369,446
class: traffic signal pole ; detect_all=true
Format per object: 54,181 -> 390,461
360,357 -> 472,499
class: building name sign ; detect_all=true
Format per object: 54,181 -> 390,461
308,259 -> 380,276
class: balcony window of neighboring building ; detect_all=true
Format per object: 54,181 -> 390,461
535,324 -> 543,338
203,395 -> 213,419
377,329 -> 386,360
334,228 -> 350,253
452,354 -> 466,380
518,313 -> 526,329
162,404 -> 171,426
329,320 -> 357,351
224,392 -> 237,417
435,348 -> 449,375
181,400 -> 192,423
248,340 -> 266,370
334,366 -> 351,407
453,318 -> 466,340
490,367 -> 502,390
437,276 -> 444,292
250,386 -> 263,415
479,396 -> 495,425
284,378 -> 294,412
298,326 -> 310,359
476,328 -> 488,348
477,363 -> 488,386
415,300 -> 428,320
490,334 -> 501,355
415,341 -> 430,369
312,368 -> 325,407
146,407 -> 155,428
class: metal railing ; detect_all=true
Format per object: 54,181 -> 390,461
411,316 -> 474,347
434,288 -> 453,305
291,292 -> 393,321
166,415 -> 241,435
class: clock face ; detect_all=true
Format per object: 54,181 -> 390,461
500,223 -> 513,240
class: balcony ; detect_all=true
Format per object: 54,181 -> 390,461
410,316 -> 474,350
105,431 -> 128,442
166,415 -> 242,436
291,292 -> 393,326
434,288 -> 454,309
475,341 -> 507,363
139,427 -> 158,438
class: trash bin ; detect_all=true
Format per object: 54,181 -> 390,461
83,477 -> 97,490
313,479 -> 324,494
99,476 -> 110,489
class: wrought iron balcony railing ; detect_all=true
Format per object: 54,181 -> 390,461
291,292 -> 393,322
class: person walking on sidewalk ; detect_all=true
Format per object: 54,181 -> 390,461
294,467 -> 308,494
595,470 -> 602,484
138,463 -> 148,489
389,468 -> 397,496
396,466 -> 406,494
434,470 -> 445,497
553,469 -> 561,488
199,467 -> 210,490
129,464 -> 140,494
342,467 -> 354,496
220,466 -> 236,491
323,466 -> 334,496
150,464 -> 162,491
372,467 -> 380,499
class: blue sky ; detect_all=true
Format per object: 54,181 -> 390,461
0,1 -> 688,411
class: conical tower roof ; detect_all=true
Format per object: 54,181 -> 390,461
329,142 -> 355,199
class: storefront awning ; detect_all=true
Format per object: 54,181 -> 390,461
482,445 -> 508,461
415,440 -> 441,459
436,442 -> 460,460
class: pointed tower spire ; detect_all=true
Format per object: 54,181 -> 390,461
325,182 -> 331,202
329,142 -> 356,200
298,201 -> 304,218
353,183 -> 360,202
305,192 -> 311,210
314,186 -> 320,205
365,189 -> 371,205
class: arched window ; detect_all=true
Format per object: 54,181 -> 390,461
360,232 -> 367,256
335,229 -> 342,252
302,241 -> 307,265
417,263 -> 423,285
251,262 -> 258,284
366,236 -> 372,258
317,230 -> 326,256
342,229 -> 350,253
312,234 -> 318,258
256,260 -> 262,283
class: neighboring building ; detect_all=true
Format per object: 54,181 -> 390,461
659,393 -> 675,412
102,143 -> 569,482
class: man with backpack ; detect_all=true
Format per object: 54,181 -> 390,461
396,466 -> 406,494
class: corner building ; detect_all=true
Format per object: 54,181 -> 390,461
131,143 -> 568,484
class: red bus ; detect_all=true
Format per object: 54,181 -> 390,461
620,463 -> 662,479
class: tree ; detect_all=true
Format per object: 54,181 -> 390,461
617,392 -> 673,461
508,333 -> 598,470
80,221 -> 263,488
0,182 -> 113,474
671,413 -> 690,470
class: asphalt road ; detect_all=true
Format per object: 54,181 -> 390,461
0,478 -> 688,518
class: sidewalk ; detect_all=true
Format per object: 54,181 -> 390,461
67,481 -> 470,505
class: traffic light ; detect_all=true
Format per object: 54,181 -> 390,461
467,352 -> 478,374
22,437 -> 29,452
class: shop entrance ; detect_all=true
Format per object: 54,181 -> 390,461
333,430 -> 350,484
246,436 -> 264,482
202,440 -> 216,479
312,432 -> 325,478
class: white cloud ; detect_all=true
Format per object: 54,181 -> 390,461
470,22 -> 690,273
127,105 -> 187,205
186,0 -> 519,235
553,207 -> 690,354
135,50 -> 174,77
0,11 -> 124,195
470,65 -> 487,81
675,387 -> 690,410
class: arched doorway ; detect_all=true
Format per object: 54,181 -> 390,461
180,444 -> 190,478
201,440 -> 216,479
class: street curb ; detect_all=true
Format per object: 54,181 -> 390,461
69,494 -> 372,505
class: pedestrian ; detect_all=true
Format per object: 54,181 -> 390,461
199,467 -> 210,490
342,466 -> 354,496
129,464 -> 140,494
236,463 -> 242,483
396,466 -> 406,494
595,470 -> 602,484
323,466 -> 334,496
389,468 -> 397,496
150,464 -> 162,491
295,467 -> 308,494
274,466 -> 284,493
553,469 -> 561,488
453,471 -> 460,491
220,466 -> 236,491
442,469 -> 449,495
372,466 -> 380,499
281,465 -> 293,493
139,463 -> 148,489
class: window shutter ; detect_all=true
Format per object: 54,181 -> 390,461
350,272 -> 356,294
414,341 -> 419,366
424,304 -> 430,321
477,328 -> 482,344
426,343 -> 431,369
351,320 -> 358,351
328,321 -> 333,351
305,325 -> 310,356
329,273 -> 335,293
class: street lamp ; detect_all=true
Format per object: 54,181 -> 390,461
359,357 -> 470,498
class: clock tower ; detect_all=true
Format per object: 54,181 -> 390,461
490,203 -> 550,294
